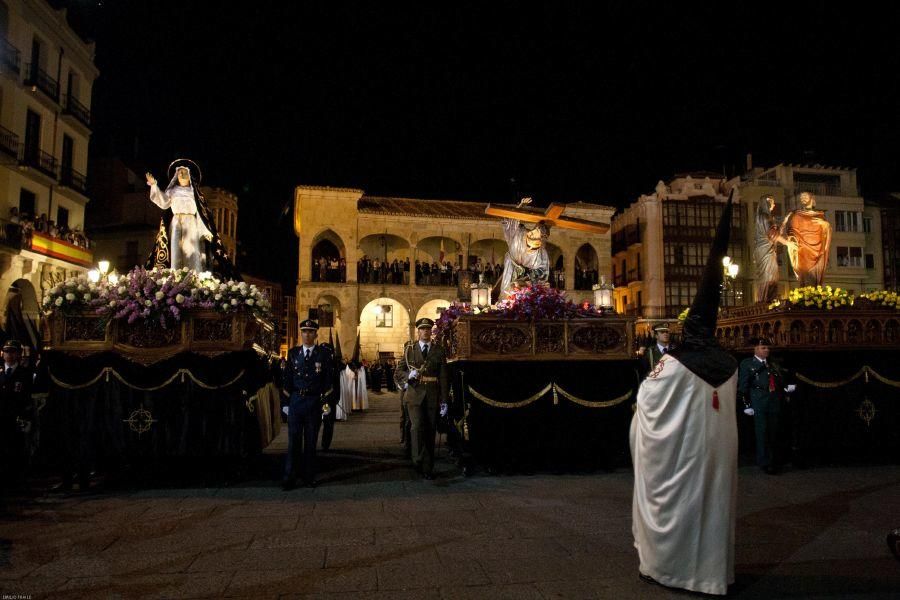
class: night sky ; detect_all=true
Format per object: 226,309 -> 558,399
56,1 -> 900,286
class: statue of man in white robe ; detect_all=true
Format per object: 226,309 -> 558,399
499,198 -> 551,297
145,166 -> 213,272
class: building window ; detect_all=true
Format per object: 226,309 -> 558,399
19,189 -> 36,218
836,246 -> 862,267
863,217 -> 872,233
56,206 -> 69,229
637,291 -> 642,308
835,211 -> 861,233
865,253 -> 875,269
375,304 -> 393,327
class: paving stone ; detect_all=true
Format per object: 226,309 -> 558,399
439,582 -> 544,599
377,558 -> 490,590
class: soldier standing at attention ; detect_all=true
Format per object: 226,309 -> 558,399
282,320 -> 334,490
396,318 -> 449,480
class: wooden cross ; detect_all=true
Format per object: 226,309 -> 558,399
484,202 -> 609,234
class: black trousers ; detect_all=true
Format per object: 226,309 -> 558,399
285,405 -> 322,483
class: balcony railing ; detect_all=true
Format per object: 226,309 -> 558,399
664,264 -> 705,280
626,268 -> 641,283
793,182 -> 857,198
0,125 -> 18,159
21,148 -> 58,179
0,37 -> 20,76
63,94 -> 91,129
664,225 -> 742,241
611,223 -> 641,254
24,63 -> 59,102
60,165 -> 87,194
613,274 -> 626,287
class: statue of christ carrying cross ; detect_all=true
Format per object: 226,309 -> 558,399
485,198 -> 609,298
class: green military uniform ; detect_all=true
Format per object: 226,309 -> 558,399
395,318 -> 449,478
641,324 -> 673,377
738,350 -> 786,471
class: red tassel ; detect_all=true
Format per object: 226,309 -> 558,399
712,389 -> 720,411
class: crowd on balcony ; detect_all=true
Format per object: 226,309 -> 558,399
4,207 -> 91,250
574,267 -> 601,290
312,255 -> 347,283
357,256 -> 409,285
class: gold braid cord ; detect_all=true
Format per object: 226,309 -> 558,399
50,367 -> 246,391
467,384 -> 552,408
794,366 -> 900,389
153,218 -> 170,269
467,383 -> 633,409
553,384 -> 632,408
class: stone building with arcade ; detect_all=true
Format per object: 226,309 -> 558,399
293,185 -> 615,361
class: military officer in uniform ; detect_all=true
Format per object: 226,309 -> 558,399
282,319 -> 334,489
0,340 -> 33,492
738,337 -> 794,474
396,318 -> 448,480
636,323 -> 673,376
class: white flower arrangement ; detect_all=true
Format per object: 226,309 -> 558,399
42,267 -> 273,326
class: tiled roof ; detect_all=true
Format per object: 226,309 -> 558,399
358,196 -> 615,219
358,196 -> 492,220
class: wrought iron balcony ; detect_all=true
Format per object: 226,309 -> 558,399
0,125 -> 18,160
611,223 -> 641,254
60,165 -> 88,194
21,148 -> 58,179
24,63 -> 59,102
0,37 -> 20,76
63,95 -> 91,129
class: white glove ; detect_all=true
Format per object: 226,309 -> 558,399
784,384 -> 796,393
282,406 -> 289,416
743,407 -> 755,416
408,369 -> 419,381
440,403 -> 448,417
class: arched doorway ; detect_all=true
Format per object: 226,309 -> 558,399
5,279 -> 41,349
311,229 -> 346,283
574,243 -> 599,290
314,294 -> 342,344
546,242 -> 565,289
358,297 -> 411,361
359,234 -> 411,285
416,299 -> 452,322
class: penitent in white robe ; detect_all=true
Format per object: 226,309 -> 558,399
630,355 -> 738,596
336,368 -> 351,421
355,367 -> 369,410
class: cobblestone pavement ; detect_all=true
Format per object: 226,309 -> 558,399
1,390 -> 898,599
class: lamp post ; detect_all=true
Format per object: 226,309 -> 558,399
592,276 -> 615,312
722,256 -> 739,307
88,259 -> 119,285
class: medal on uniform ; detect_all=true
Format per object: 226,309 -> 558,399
315,362 -> 322,373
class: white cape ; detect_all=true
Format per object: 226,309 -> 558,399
630,355 -> 738,596
356,367 -> 369,410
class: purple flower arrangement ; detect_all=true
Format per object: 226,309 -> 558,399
434,283 -> 606,349
43,267 -> 272,328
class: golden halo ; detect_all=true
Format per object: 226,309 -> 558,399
167,158 -> 202,185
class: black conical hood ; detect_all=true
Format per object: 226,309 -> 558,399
669,189 -> 737,387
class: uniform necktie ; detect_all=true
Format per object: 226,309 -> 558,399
661,347 -> 667,354
5,367 -> 10,377
422,344 -> 429,359
305,349 -> 311,361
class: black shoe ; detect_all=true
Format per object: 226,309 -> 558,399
423,472 -> 434,480
639,572 -> 657,585
281,479 -> 296,491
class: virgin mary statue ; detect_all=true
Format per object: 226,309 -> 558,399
144,159 -> 238,279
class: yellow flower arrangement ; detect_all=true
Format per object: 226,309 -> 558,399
769,285 -> 854,311
859,290 -> 900,309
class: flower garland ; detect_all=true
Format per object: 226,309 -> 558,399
858,290 -> 900,309
42,267 -> 271,328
